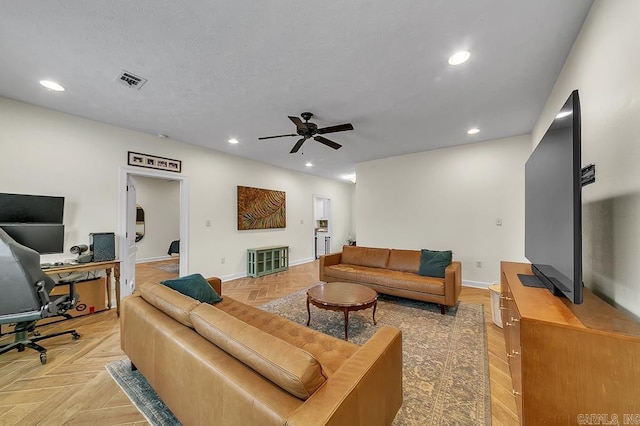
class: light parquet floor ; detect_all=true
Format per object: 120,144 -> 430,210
0,259 -> 519,425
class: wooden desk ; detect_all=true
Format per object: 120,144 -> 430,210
44,260 -> 121,315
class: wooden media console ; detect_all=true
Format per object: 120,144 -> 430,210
500,261 -> 640,425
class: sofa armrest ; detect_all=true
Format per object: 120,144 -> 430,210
443,261 -> 462,307
206,277 -> 222,295
285,326 -> 403,426
319,252 -> 342,282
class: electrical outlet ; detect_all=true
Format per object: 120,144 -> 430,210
206,219 -> 211,227
300,219 -> 304,224
476,261 -> 482,268
496,219 -> 502,226
221,257 -> 225,264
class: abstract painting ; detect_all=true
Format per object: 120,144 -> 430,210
237,186 -> 286,230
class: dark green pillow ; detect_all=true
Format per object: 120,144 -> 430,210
161,273 -> 222,304
418,249 -> 452,278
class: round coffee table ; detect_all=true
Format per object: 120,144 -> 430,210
306,282 -> 377,341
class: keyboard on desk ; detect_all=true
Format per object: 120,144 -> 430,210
40,262 -> 72,269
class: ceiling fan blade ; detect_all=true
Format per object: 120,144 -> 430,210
258,133 -> 297,140
288,116 -> 308,131
317,123 -> 354,134
290,138 -> 306,154
314,135 -> 342,150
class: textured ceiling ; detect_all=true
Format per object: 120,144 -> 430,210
0,1 -> 593,181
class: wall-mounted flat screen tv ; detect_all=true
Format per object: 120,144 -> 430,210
524,90 -> 582,304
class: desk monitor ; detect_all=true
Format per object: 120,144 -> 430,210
0,223 -> 65,254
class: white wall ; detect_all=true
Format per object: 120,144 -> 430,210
134,176 -> 180,261
0,97 -> 353,280
531,0 -> 640,318
355,135 -> 530,285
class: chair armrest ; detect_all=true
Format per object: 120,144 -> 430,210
444,261 -> 462,307
206,277 -> 222,295
286,326 -> 403,426
319,252 -> 342,282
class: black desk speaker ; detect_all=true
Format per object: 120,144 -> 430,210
90,232 -> 115,262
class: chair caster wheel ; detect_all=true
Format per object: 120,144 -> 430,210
72,332 -> 80,340
40,352 -> 47,364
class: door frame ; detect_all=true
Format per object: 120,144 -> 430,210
118,166 -> 189,298
312,194 -> 332,257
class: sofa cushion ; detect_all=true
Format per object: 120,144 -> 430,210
418,249 -> 452,278
190,303 -> 327,400
161,273 -> 222,304
138,281 -> 201,327
341,245 -> 390,269
214,297 -> 358,376
387,249 -> 421,273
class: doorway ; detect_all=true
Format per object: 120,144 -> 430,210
313,196 -> 331,258
118,166 -> 189,298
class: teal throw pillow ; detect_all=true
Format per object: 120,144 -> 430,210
161,273 -> 222,304
418,249 -> 452,278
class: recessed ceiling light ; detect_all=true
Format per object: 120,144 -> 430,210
556,111 -> 572,119
467,127 -> 480,135
39,80 -> 65,91
228,138 -> 239,144
448,51 -> 470,65
305,162 -> 313,167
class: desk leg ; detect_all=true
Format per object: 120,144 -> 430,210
114,264 -> 121,317
105,268 -> 112,310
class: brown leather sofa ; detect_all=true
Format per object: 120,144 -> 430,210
320,245 -> 462,314
120,277 -> 403,426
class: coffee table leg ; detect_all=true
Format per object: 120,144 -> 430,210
343,308 -> 349,341
372,300 -> 377,325
306,295 -> 311,326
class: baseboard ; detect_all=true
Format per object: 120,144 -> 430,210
136,255 -> 173,264
462,280 -> 493,289
219,257 -> 317,282
290,256 -> 315,266
220,271 -> 247,282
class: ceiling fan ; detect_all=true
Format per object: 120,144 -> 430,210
258,112 -> 354,154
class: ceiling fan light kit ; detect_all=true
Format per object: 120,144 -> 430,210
259,112 -> 354,154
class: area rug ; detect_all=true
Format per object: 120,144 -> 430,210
106,359 -> 180,425
259,289 -> 491,425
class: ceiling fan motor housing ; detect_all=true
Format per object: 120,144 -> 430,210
298,121 -> 317,137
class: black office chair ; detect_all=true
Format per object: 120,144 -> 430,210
0,228 -> 80,364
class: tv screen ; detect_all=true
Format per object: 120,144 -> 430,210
525,90 -> 582,304
0,223 -> 65,254
0,193 -> 64,223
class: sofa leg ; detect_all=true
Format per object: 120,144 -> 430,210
131,361 -> 137,371
440,305 -> 446,315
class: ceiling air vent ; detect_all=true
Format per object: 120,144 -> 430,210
116,70 -> 147,90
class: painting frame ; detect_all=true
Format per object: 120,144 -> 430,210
128,151 -> 182,173
237,186 -> 286,230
